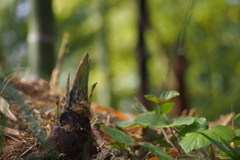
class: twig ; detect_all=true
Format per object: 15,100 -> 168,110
161,128 -> 178,152
0,70 -> 19,95
19,145 -> 34,158
65,73 -> 70,105
210,144 -> 216,160
50,33 -> 70,89
5,135 -> 21,142
170,127 -> 182,157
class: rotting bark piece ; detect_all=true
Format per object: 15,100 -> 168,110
50,52 -> 97,160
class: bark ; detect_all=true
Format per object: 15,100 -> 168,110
27,0 -> 55,80
136,0 -> 149,108
173,55 -> 187,115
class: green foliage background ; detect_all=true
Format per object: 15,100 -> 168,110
1,0 -> 240,120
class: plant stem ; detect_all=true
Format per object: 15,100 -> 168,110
161,128 -> 178,152
210,145 -> 216,160
170,127 -> 182,158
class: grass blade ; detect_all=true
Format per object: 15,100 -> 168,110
200,132 -> 238,160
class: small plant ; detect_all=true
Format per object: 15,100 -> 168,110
110,90 -> 240,159
101,125 -> 135,150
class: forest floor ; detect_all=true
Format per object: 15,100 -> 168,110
0,78 -> 141,160
0,78 -> 235,160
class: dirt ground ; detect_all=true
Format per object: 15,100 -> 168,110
0,78 -> 142,160
1,77 -> 233,160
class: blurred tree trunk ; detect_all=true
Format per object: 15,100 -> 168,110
136,0 -> 149,108
27,0 -> 55,80
171,0 -> 196,115
173,55 -> 187,115
95,1 -> 112,108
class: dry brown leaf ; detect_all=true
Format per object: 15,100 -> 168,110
0,96 -> 17,121
147,157 -> 159,160
167,151 -> 178,158
2,142 -> 14,146
4,127 -> 20,137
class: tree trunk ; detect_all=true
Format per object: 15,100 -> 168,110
136,0 -> 149,108
27,0 -> 55,80
173,55 -> 187,115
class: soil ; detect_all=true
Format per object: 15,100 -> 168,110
0,78 -> 141,160
0,77 -> 234,160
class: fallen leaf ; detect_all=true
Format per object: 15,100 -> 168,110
147,157 -> 159,160
91,103 -> 127,120
0,96 -> 17,121
167,151 -> 178,158
4,127 -> 20,137
46,120 -> 54,125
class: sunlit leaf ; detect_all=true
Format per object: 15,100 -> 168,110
144,94 -> 160,104
140,143 -> 174,160
159,91 -> 180,103
101,125 -> 135,145
145,91 -> 180,104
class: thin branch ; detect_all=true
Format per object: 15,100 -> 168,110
161,128 -> 178,152
50,33 -> 70,88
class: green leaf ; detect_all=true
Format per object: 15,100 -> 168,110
134,113 -> 169,128
132,98 -> 148,113
171,117 -> 195,127
140,143 -> 174,160
145,91 -> 180,104
156,116 -> 195,128
179,117 -> 208,137
233,137 -> 240,147
116,121 -> 136,128
106,141 -> 126,150
235,128 -> 240,137
180,125 -> 235,153
101,125 -> 135,145
144,94 -> 160,104
160,102 -> 175,114
200,133 -> 239,160
180,132 -> 210,153
159,91 -> 180,103
233,113 -> 240,121
220,137 -> 240,158
202,125 -> 235,143
155,139 -> 172,148
218,155 -> 232,159
134,114 -> 194,129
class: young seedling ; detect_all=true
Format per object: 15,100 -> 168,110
49,52 -> 97,160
